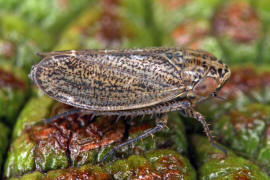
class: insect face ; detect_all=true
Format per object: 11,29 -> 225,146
206,58 -> 231,91
182,50 -> 231,102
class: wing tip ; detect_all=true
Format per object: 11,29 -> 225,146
36,52 -> 51,57
36,50 -> 78,57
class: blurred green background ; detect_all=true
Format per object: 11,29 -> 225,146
0,0 -> 270,73
1,0 -> 270,179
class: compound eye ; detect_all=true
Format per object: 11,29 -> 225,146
194,77 -> 218,97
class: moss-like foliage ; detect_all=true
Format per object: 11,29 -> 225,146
5,93 -> 189,178
191,135 -> 269,180
0,63 -> 29,126
106,149 -> 196,180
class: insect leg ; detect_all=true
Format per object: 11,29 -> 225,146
101,113 -> 168,162
44,100 -> 192,123
179,108 -> 227,155
44,109 -> 84,123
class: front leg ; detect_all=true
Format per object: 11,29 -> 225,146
179,107 -> 227,155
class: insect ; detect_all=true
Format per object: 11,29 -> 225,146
29,47 -> 231,160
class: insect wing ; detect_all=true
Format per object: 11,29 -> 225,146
33,50 -> 185,111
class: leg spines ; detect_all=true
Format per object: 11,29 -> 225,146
44,100 -> 191,124
188,109 -> 227,155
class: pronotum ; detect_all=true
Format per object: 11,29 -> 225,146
29,47 -> 231,161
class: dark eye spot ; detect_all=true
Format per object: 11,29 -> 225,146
218,68 -> 223,77
218,60 -> 223,64
211,56 -> 217,61
210,66 -> 217,75
197,69 -> 202,73
176,53 -> 183,62
203,54 -> 208,59
166,53 -> 173,59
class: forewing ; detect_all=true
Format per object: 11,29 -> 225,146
33,49 -> 185,110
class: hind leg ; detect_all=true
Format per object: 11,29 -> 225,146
44,109 -> 83,123
101,113 -> 168,162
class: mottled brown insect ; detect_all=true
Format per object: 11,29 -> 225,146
29,47 -> 231,160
